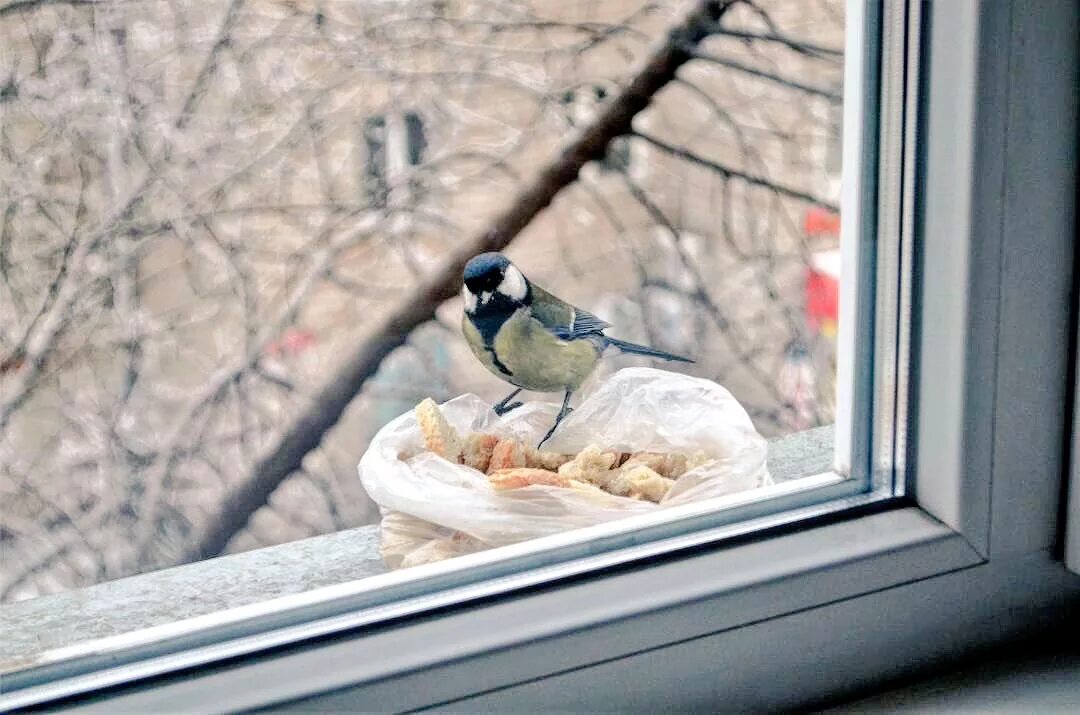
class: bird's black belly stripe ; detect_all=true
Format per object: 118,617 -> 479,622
469,311 -> 514,377
486,347 -> 514,377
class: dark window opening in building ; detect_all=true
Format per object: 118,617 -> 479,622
362,116 -> 388,208
362,112 -> 428,208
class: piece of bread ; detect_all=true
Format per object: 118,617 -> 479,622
557,444 -> 618,487
415,398 -> 463,462
489,467 -> 571,490
607,463 -> 675,502
568,479 -> 611,497
462,433 -> 500,472
411,395 -> 696,505
488,438 -> 528,472
525,446 -> 574,471
627,465 -> 676,502
622,451 -> 689,479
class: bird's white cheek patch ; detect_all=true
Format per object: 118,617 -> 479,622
462,286 -> 477,313
497,265 -> 528,301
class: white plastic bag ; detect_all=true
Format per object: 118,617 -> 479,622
359,367 -> 770,568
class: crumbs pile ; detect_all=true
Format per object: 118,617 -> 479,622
414,398 -> 711,504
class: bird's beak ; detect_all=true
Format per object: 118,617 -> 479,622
480,291 -> 492,305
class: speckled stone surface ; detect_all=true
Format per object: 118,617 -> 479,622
766,424 -> 835,482
0,424 -> 834,672
1,526 -> 386,672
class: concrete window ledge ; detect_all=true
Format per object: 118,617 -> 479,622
1,425 -> 833,674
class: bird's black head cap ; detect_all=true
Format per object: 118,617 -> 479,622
462,252 -> 531,324
463,252 -> 510,294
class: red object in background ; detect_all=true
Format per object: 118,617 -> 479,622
805,249 -> 840,337
803,206 -> 841,238
803,206 -> 841,337
265,327 -> 317,357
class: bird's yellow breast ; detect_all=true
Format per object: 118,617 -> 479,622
463,309 -> 600,393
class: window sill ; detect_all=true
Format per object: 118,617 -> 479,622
0,426 -> 832,698
1,425 -> 834,677
4,506 -> 1006,712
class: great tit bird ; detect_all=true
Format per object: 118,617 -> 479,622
461,252 -> 693,446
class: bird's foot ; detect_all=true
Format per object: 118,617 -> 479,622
492,388 -> 524,416
493,400 -> 523,416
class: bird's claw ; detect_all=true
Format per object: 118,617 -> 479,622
537,427 -> 557,450
537,407 -> 573,449
493,400 -> 523,416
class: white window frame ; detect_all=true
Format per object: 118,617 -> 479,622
4,1 -> 1078,710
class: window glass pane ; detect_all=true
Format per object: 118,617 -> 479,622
0,0 -> 891,671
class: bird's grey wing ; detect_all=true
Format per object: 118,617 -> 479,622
559,307 -> 609,338
530,285 -> 610,340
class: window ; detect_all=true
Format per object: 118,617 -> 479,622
361,111 -> 428,209
2,0 -> 1078,710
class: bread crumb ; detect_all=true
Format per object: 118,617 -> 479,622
489,467 -> 570,490
626,464 -> 676,502
462,433 -> 500,472
488,438 -> 528,472
415,398 -> 463,462
568,479 -> 610,497
557,444 -> 618,487
623,451 -> 688,479
525,446 -> 574,471
608,464 -> 674,502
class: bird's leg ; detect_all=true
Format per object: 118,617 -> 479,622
538,390 -> 574,449
492,387 -> 523,416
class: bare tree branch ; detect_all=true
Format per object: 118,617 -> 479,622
0,0 -> 99,19
175,0 -> 245,130
634,129 -> 839,210
689,50 -> 841,100
712,28 -> 843,58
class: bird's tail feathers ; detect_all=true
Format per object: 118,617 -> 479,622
605,337 -> 693,363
